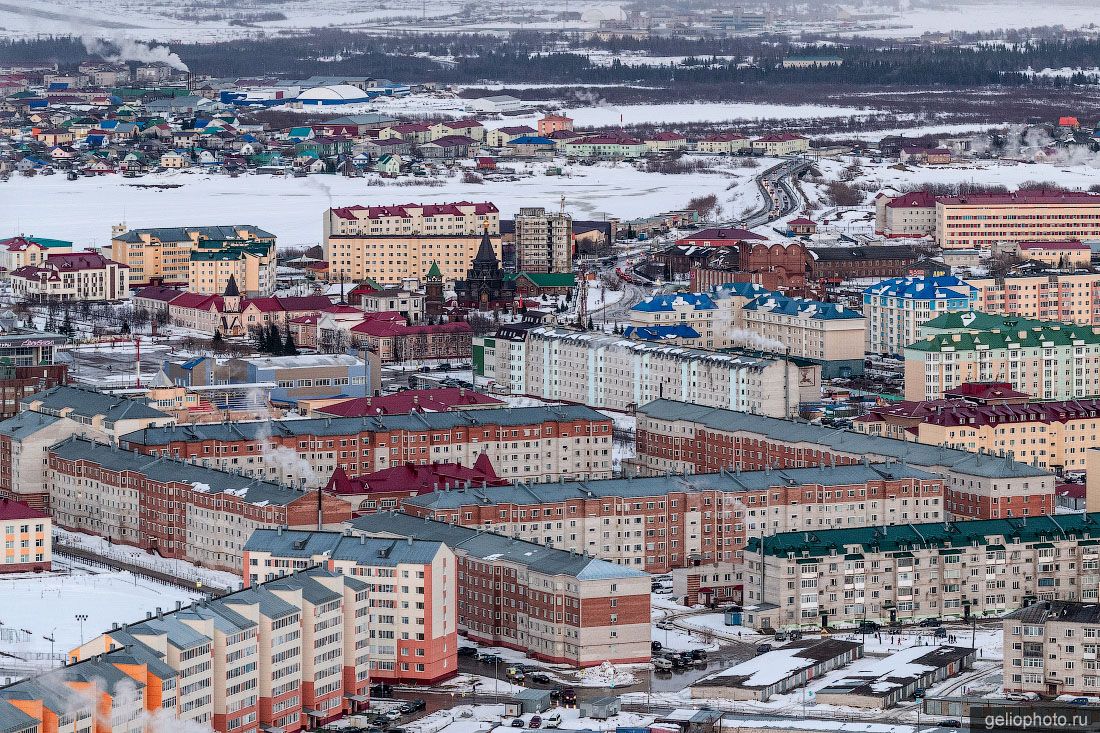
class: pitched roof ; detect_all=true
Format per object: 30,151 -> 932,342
316,387 -> 501,417
0,497 -> 47,521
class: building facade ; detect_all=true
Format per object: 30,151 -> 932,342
111,224 -> 276,289
936,191 -> 1100,250
514,206 -> 573,273
968,273 -> 1100,326
863,275 -> 977,355
633,399 -> 1055,521
1003,601 -> 1100,698
0,498 -> 50,573
9,252 -> 129,302
350,513 -> 651,667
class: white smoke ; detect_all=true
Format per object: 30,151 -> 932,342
254,415 -> 320,488
727,328 -> 787,352
80,34 -> 189,72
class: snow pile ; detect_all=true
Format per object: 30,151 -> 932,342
578,660 -> 637,688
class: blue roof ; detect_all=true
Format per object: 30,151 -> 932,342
631,292 -> 717,313
623,324 -> 701,340
862,275 -> 977,301
509,135 -> 555,145
743,292 -> 863,320
713,282 -> 773,299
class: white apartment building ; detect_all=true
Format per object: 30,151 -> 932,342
520,326 -> 819,417
323,202 -> 499,238
862,275 -> 978,355
1003,600 -> 1100,698
9,252 -> 129,302
742,513 -> 1100,632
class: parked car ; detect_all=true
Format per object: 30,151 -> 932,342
919,618 -> 943,627
655,621 -> 674,630
530,716 -> 542,729
458,646 -> 478,657
511,718 -> 525,727
857,620 -> 880,632
941,721 -> 961,729
690,649 -> 708,661
651,641 -> 662,652
755,644 -> 773,655
653,657 -> 674,672
370,683 -> 393,698
774,630 -> 788,642
384,710 -> 403,721
479,653 -> 502,664
790,630 -> 803,641
400,700 -> 425,714
530,672 -> 551,684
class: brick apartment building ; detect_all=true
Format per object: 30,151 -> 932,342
244,529 -> 457,685
634,399 -> 1055,521
0,498 -> 50,573
117,406 -> 614,486
397,463 -> 943,572
325,455 -> 508,515
47,437 -> 352,571
349,513 -> 651,666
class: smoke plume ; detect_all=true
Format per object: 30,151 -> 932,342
80,34 -> 189,72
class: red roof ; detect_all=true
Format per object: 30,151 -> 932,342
331,201 -> 498,221
754,133 -> 807,142
885,190 -> 936,209
1017,240 -> 1090,250
943,382 -> 1029,401
134,285 -> 185,302
701,132 -> 748,142
317,387 -> 502,417
392,122 -> 433,133
444,119 -> 484,130
575,134 -> 644,145
351,320 -> 472,337
1057,483 -> 1086,499
46,252 -> 125,271
938,189 -> 1100,205
0,236 -> 47,252
425,134 -> 476,147
788,217 -> 816,227
326,454 -> 505,498
1060,116 -> 1081,127
648,131 -> 686,141
0,497 -> 47,521
170,293 -> 223,310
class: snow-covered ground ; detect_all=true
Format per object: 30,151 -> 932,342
851,0 -> 1100,37
0,158 -> 766,250
0,566 -> 202,669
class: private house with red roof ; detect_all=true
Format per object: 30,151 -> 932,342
9,252 -> 127,302
350,320 -> 472,363
787,217 -> 817,235
429,119 -> 485,143
0,497 -> 50,572
750,133 -> 809,155
419,134 -> 478,159
644,131 -> 688,152
310,387 -> 502,417
383,121 -> 434,144
325,454 -> 506,515
697,132 -> 750,154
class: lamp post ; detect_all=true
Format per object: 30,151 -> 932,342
75,614 -> 88,646
43,628 -> 56,667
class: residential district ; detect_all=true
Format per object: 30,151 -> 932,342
8,57 -> 1100,733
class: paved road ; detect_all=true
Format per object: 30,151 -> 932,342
740,157 -> 813,229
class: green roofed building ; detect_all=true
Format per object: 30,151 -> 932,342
743,513 -> 1100,630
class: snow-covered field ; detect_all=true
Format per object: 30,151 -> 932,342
0,567 -> 202,666
0,159 -> 764,250
853,0 -> 1100,37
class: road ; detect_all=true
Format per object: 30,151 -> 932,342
740,156 -> 813,229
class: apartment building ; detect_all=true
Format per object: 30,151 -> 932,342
855,396 -> 1100,472
741,292 -> 866,378
65,566 -> 378,731
244,528 -> 457,685
874,190 -> 937,238
474,323 -> 535,396
741,513 -> 1100,631
968,273 -> 1100,326
0,498 -> 50,573
188,241 -> 278,297
904,321 -> 1100,401
936,190 -> 1100,250
1003,600 -> 1100,698
514,206 -> 573,273
750,133 -> 810,156
398,463 -> 944,572
1014,240 -> 1092,268
117,405 -> 615,485
46,437 -> 353,571
0,385 -> 174,509
515,326 -> 819,417
322,202 -> 499,283
350,512 -> 651,667
863,276 -> 978,355
633,399 -> 1055,521
0,235 -> 72,273
9,252 -> 129,302
111,224 -> 276,288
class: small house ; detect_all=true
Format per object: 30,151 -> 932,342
503,689 -> 552,716
578,696 -> 620,720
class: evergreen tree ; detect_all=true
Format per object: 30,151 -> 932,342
212,329 -> 224,346
265,323 -> 283,355
283,330 -> 299,356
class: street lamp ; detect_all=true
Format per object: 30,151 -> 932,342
43,628 -> 56,667
75,614 -> 88,646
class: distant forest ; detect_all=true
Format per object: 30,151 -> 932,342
4,30 -> 1100,88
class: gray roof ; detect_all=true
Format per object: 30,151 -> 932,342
351,512 -> 646,580
245,528 -> 446,567
52,436 -> 312,507
119,405 -> 606,446
222,584 -> 303,621
0,409 -> 61,438
1006,600 -> 1100,624
637,399 -> 1051,480
529,327 -> 777,369
403,463 -> 936,511
112,225 -> 275,243
23,384 -> 169,426
0,699 -> 37,733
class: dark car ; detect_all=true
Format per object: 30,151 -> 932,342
478,653 -> 502,664
512,719 -> 525,727
941,721 -> 961,729
530,673 -> 552,684
370,683 -> 393,698
561,688 -> 577,706
690,649 -> 708,661
530,716 -> 542,729
857,620 -> 880,632
549,688 -> 562,701
457,646 -> 478,657
651,641 -> 663,652
755,643 -> 773,655
919,618 -> 943,628
400,700 -> 426,714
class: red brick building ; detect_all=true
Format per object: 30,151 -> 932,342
350,319 -> 472,363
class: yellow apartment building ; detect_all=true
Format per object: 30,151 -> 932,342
111,224 -> 276,288
936,190 -> 1100,250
